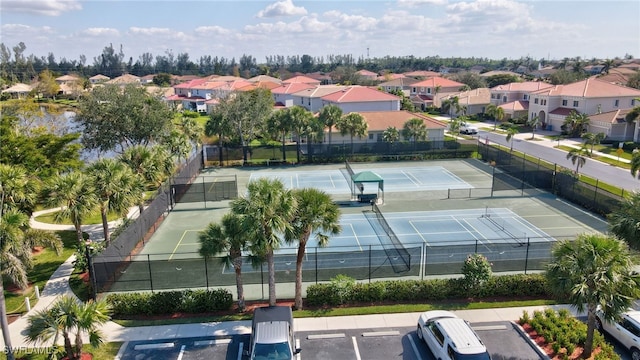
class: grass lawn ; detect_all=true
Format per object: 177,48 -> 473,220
557,145 -> 631,170
35,210 -> 121,225
4,231 -> 78,315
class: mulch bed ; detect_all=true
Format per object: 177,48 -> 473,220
520,322 -> 602,360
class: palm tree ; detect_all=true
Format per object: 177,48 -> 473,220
608,191 -> 640,249
119,145 -> 173,189
288,106 -> 314,163
401,118 -> 428,150
286,188 -> 341,310
25,295 -> 112,360
581,132 -> 606,156
448,117 -> 462,137
546,234 -> 640,358
563,111 -> 590,137
266,109 -> 292,162
162,128 -> 192,165
205,109 -> 234,166
433,85 -> 442,107
632,151 -> 640,180
566,145 -> 590,175
88,159 -> 144,245
505,126 -> 519,151
336,112 -> 368,153
45,172 -> 98,244
318,105 -> 343,153
486,104 -> 505,130
0,164 -> 39,214
441,96 -> 460,118
527,115 -> 540,139
198,213 -> 249,311
231,178 -> 296,306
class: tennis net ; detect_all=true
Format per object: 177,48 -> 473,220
480,207 -> 525,246
345,160 -> 355,177
369,203 -> 411,272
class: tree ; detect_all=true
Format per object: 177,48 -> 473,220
87,159 -> 144,245
448,117 -> 462,137
162,128 -> 192,165
231,178 -> 296,306
336,112 -> 368,152
441,96 -> 460,118
401,118 -> 427,149
205,108 -> 234,166
318,105 -> 343,152
581,132 -> 606,156
287,106 -> 314,163
286,188 -> 341,310
563,111 -> 590,137
25,296 -> 112,360
627,71 -> 640,90
527,115 -> 540,139
382,126 -> 399,144
45,172 -> 98,243
461,253 -> 492,292
119,145 -> 173,189
266,109 -> 292,162
76,84 -> 175,153
566,145 -> 590,175
546,234 -> 640,358
505,126 -> 519,151
33,70 -> 60,99
486,104 -> 505,130
0,163 -> 40,214
608,191 -> 640,249
632,151 -> 640,180
199,213 -> 249,311
152,73 -> 172,86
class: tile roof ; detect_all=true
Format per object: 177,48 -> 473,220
247,75 -> 283,84
358,111 -> 447,131
530,78 -> 640,98
356,69 -> 378,77
282,75 -> 321,84
403,70 -> 440,78
479,70 -> 521,78
292,85 -> 345,98
412,76 -> 465,88
237,81 -> 282,91
450,88 -> 491,106
589,109 -> 632,124
270,83 -> 316,95
498,100 -> 529,112
56,74 -> 80,81
2,83 -> 32,93
378,77 -> 420,87
549,107 -> 576,116
105,74 -> 141,84
89,74 -> 110,80
491,81 -> 553,92
321,86 -> 400,103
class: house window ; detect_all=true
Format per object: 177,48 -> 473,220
368,133 -> 374,140
523,94 -> 528,100
412,87 -> 416,93
633,99 -> 637,106
502,96 -> 507,102
427,88 -> 431,94
534,98 -> 539,104
562,100 -> 568,106
541,99 -> 546,105
614,99 -> 619,107
573,101 -> 579,107
301,98 -> 303,104
420,87 -> 424,93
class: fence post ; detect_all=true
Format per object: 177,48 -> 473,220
147,254 -> 154,293
204,256 -> 209,290
593,179 -> 599,210
260,263 -> 265,300
474,239 -> 478,254
368,245 -> 372,283
524,238 -> 530,274
315,247 -> 318,285
423,244 -> 427,279
202,177 -> 207,208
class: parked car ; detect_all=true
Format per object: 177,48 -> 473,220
595,308 -> 640,360
460,123 -> 478,135
417,310 -> 491,360
247,306 -> 300,360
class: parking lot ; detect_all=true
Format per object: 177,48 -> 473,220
117,321 -> 543,360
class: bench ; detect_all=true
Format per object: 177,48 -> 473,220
358,193 -> 377,203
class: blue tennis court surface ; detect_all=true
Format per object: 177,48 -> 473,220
249,166 -> 472,194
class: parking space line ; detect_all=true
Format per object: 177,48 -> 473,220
133,342 -> 174,350
352,336 -> 362,360
237,342 -> 243,360
193,339 -> 232,346
408,333 -> 423,360
361,330 -> 400,337
176,345 -> 185,360
307,333 -> 346,340
296,338 -> 301,360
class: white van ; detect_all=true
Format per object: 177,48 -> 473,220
417,310 -> 491,360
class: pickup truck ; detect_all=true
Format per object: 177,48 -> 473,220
247,306 -> 300,360
460,123 -> 478,135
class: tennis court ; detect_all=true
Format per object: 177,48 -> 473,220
248,165 -> 472,195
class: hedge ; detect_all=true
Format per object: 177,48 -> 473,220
106,288 -> 233,316
306,274 -> 550,306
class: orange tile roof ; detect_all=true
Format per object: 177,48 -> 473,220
270,83 -> 316,94
492,81 -> 553,92
282,75 -> 321,84
292,85 -> 345,98
412,76 -> 465,88
589,109 -> 632,124
403,70 -> 440,78
498,100 -> 529,111
321,86 -> 399,103
358,111 -> 447,131
530,78 -> 640,97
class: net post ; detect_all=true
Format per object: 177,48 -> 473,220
524,237 -> 530,274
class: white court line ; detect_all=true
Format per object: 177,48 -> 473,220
402,170 -> 421,186
408,333 -> 424,360
352,336 -> 362,360
134,343 -> 174,350
176,344 -> 186,360
329,174 -> 336,188
348,223 -> 363,251
408,221 -> 427,243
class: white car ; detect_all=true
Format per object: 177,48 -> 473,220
417,310 -> 491,360
595,309 -> 640,360
460,123 -> 478,135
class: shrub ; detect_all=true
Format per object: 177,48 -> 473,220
106,288 -> 233,316
461,253 -> 492,292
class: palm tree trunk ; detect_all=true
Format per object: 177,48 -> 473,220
584,306 -> 597,358
281,132 -> 286,162
328,126 -> 333,154
101,206 -> 110,246
0,280 -> 15,360
267,249 -> 276,306
232,256 -> 245,312
294,240 -> 307,310
75,331 -> 83,358
63,333 -> 74,359
217,138 -> 224,166
74,221 -> 84,243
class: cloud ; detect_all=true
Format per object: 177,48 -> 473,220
0,0 -> 81,16
82,28 -> 120,37
1,23 -> 54,36
257,0 -> 307,18
129,27 -> 173,36
398,0 -> 447,8
194,25 -> 231,36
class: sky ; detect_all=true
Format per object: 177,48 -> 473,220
1,0 -> 639,65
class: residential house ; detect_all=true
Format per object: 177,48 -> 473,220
376,73 -> 405,81
327,111 -> 446,144
490,82 -> 553,120
409,76 -> 465,110
248,75 -> 282,84
528,78 -> 640,137
271,82 -> 316,107
282,75 -> 321,85
441,88 -> 491,117
597,67 -> 638,86
305,72 -> 333,85
320,86 -> 401,113
105,74 -> 141,85
139,74 -> 155,84
378,77 -> 420,96
478,70 -> 521,78
355,70 -> 379,82
89,74 -> 110,85
290,85 -> 345,112
588,109 -> 637,142
167,76 -> 249,112
403,70 -> 439,79
55,74 -> 81,95
1,83 -> 32,98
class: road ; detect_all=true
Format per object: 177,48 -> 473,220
477,130 -> 640,192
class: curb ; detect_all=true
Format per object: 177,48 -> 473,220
510,321 -> 551,360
